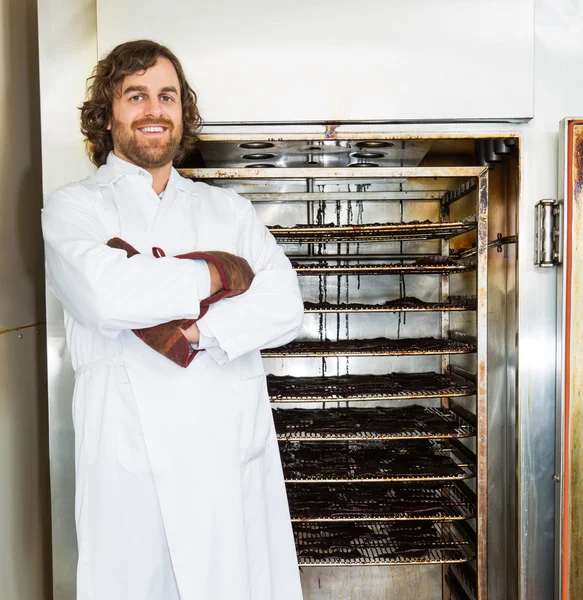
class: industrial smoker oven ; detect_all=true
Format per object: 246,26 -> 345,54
41,2 -> 583,598
178,130 -> 517,600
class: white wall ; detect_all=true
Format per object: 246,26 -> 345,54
0,0 -> 51,598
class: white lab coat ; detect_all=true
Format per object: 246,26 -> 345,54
42,152 -> 305,600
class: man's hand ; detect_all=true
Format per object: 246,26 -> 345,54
180,321 -> 200,344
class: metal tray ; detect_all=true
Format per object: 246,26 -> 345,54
273,406 -> 476,441
263,337 -> 476,358
288,481 -> 475,522
280,439 -> 475,483
267,372 -> 476,402
294,520 -> 474,566
293,263 -> 475,275
269,219 -> 476,243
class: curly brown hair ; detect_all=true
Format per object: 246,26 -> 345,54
80,40 -> 203,167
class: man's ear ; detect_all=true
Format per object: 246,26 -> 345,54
106,120 -> 112,131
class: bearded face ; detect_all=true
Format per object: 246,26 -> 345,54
108,57 -> 183,169
110,114 -> 182,169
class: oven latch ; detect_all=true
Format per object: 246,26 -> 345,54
535,199 -> 563,267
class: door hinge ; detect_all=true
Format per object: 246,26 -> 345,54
535,199 -> 563,267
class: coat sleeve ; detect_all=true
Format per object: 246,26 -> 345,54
42,186 -> 210,338
196,189 -> 304,364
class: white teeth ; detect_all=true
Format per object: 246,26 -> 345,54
141,126 -> 164,133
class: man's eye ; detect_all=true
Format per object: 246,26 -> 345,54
130,94 -> 144,102
160,95 -> 174,103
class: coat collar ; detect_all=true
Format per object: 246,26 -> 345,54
94,152 -> 197,196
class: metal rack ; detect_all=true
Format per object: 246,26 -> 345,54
267,372 -> 476,403
273,406 -> 476,441
303,297 -> 477,313
292,262 -> 474,276
180,163 -> 488,599
287,481 -> 476,521
280,439 -> 476,482
269,219 -> 476,242
263,337 -> 476,357
293,521 -> 475,566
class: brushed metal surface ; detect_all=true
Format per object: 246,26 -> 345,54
0,0 -> 45,331
97,0 -> 534,122
0,325 -> 50,600
300,565 -> 442,600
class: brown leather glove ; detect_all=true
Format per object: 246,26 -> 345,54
107,237 -> 254,367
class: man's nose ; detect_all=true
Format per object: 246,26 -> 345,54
144,97 -> 163,117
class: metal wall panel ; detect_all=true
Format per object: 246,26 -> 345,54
0,0 -> 51,598
96,0 -> 534,123
0,0 -> 45,330
0,326 -> 50,600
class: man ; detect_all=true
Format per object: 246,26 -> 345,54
42,39 -> 304,600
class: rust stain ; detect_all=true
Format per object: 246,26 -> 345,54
570,124 -> 583,597
0,321 -> 44,336
574,127 -> 583,198
325,124 -> 339,139
564,121 -> 583,600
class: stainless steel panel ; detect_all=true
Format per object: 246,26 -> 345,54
0,0 -> 45,330
300,565 -> 442,600
0,325 -> 50,600
97,0 -> 534,122
46,314 -> 77,600
483,158 -> 518,600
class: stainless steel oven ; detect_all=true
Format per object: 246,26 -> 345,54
179,129 -> 517,600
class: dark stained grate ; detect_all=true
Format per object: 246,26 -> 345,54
267,372 -> 476,402
263,337 -> 476,358
303,296 -> 477,313
281,439 -> 475,483
294,521 -> 474,566
288,482 -> 475,522
292,261 -> 474,275
273,406 -> 475,441
269,219 -> 476,243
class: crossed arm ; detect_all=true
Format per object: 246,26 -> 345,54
42,186 -> 304,362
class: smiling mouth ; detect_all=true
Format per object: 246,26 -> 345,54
137,126 -> 168,134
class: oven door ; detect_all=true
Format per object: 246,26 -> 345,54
556,117 -> 583,600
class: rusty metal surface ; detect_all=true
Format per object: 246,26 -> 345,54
179,166 -> 486,180
475,171 -> 489,600
441,179 -> 479,207
243,191 -> 445,202
559,120 -> 583,600
303,298 -> 476,313
293,263 -> 475,276
198,131 -> 518,143
269,219 -> 476,243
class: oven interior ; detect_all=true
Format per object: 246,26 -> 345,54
180,134 -> 519,600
